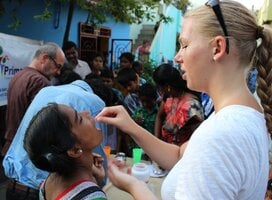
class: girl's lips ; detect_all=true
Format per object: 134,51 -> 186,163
96,128 -> 102,134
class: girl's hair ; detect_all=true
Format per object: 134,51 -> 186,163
91,52 -> 104,62
117,68 -> 138,86
139,83 -> 157,100
132,61 -> 143,73
119,52 -> 135,63
186,0 -> 272,135
85,78 -> 115,106
153,63 -> 186,90
23,103 -> 78,176
100,68 -> 114,79
153,63 -> 200,99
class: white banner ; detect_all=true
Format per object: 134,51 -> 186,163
0,33 -> 43,106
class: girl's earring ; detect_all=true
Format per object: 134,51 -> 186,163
167,87 -> 170,92
78,149 -> 83,153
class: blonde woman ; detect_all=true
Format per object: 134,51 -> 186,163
96,0 -> 272,199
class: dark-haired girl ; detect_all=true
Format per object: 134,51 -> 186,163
153,64 -> 204,146
24,103 -> 107,200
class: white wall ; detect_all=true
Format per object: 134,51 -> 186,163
129,5 -> 161,43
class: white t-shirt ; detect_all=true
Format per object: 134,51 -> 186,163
161,105 -> 269,200
73,59 -> 91,79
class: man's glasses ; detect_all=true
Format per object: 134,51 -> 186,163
48,55 -> 63,70
205,0 -> 229,54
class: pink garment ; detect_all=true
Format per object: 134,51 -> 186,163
162,95 -> 204,145
138,45 -> 150,54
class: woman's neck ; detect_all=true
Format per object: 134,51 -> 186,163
208,76 -> 261,113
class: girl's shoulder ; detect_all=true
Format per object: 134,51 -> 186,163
52,180 -> 107,200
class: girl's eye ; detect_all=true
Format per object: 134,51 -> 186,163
182,45 -> 188,49
79,115 -> 83,124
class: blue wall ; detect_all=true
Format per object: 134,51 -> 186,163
149,4 -> 182,65
0,1 -> 130,48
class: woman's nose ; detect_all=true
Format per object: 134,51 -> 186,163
174,49 -> 183,63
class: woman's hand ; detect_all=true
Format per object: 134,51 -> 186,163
107,161 -> 158,200
96,105 -> 138,135
107,160 -> 135,192
92,153 -> 105,183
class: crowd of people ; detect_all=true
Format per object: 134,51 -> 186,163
1,0 -> 272,199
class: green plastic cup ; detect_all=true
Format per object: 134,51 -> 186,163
132,148 -> 143,164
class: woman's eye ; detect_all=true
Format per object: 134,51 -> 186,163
182,45 -> 188,49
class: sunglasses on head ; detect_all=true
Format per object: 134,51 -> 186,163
48,55 -> 63,70
205,0 -> 229,54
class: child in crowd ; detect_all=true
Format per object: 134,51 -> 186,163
132,83 -> 158,134
100,68 -> 123,105
116,68 -> 142,156
113,52 -> 135,96
119,52 -> 134,69
24,103 -> 107,199
131,83 -> 158,159
89,52 -> 104,76
100,68 -> 124,152
117,68 -> 141,115
153,64 -> 204,146
132,61 -> 146,85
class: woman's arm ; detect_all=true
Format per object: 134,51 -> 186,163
96,106 -> 181,170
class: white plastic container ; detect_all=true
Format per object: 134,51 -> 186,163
131,162 -> 150,183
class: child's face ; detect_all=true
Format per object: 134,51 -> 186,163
120,57 -> 132,69
140,96 -> 156,110
92,56 -> 103,71
124,80 -> 138,93
60,105 -> 102,151
102,77 -> 114,88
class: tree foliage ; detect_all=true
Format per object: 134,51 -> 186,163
0,0 -> 190,29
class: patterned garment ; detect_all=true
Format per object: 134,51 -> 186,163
132,106 -> 158,134
123,93 -> 142,114
201,93 -> 214,119
162,95 -> 204,146
247,67 -> 258,94
40,180 -> 107,200
3,80 -> 108,189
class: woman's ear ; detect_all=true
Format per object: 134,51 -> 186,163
211,36 -> 227,61
67,147 -> 83,158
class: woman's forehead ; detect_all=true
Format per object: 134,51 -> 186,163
181,19 -> 204,42
181,18 -> 195,35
